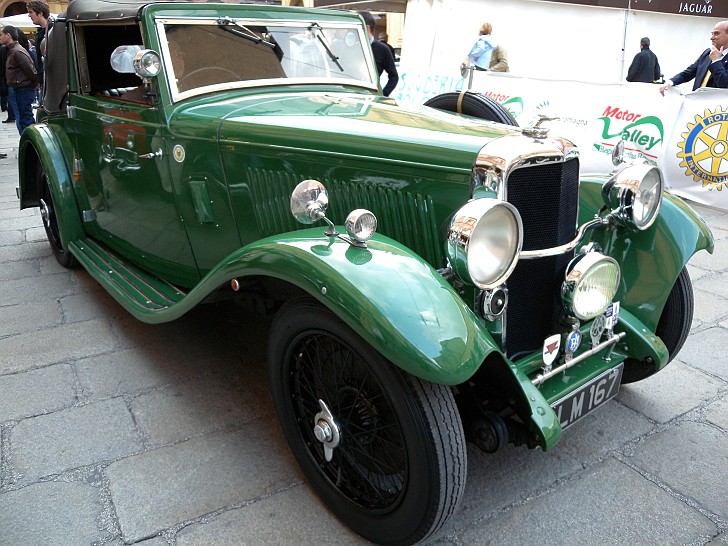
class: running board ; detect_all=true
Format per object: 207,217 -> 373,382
69,238 -> 187,316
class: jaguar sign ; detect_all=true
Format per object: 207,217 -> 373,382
536,0 -> 726,17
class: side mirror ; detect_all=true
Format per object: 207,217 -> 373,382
110,45 -> 143,74
110,46 -> 160,82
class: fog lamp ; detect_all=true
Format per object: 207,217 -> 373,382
562,252 -> 620,320
345,209 -> 377,244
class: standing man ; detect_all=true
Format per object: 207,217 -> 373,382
1,41 -> 16,125
489,44 -> 510,73
626,37 -> 660,83
660,21 -> 728,95
27,0 -> 53,106
1,25 -> 38,135
0,45 -> 7,155
359,11 -> 399,97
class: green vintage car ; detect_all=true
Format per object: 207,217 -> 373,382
18,0 -> 713,543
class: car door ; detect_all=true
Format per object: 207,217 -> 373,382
67,24 -> 199,287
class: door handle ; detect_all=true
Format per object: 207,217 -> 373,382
139,148 -> 163,160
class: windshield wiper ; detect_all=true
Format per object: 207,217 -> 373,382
308,21 -> 343,72
217,17 -> 276,49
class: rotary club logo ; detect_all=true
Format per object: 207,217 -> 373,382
677,107 -> 728,191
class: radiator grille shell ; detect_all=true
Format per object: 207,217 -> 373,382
505,159 -> 580,358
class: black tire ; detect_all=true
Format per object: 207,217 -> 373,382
38,162 -> 78,268
622,267 -> 693,383
424,91 -> 519,126
268,298 -> 466,545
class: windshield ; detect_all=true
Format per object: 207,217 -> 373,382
158,19 -> 376,100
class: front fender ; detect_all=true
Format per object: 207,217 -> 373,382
19,123 -> 84,248
116,228 -> 501,388
580,177 -> 714,330
133,227 -> 555,445
225,229 -> 499,385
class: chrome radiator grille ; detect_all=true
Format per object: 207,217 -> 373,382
505,159 -> 580,358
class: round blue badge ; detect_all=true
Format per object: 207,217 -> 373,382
566,330 -> 582,353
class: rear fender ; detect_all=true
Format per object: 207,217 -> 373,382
19,123 -> 84,248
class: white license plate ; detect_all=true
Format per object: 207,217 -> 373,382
552,363 -> 624,430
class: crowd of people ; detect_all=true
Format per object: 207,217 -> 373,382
462,17 -> 728,89
1,0 -> 52,159
625,20 -> 728,93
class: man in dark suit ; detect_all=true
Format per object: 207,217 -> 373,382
359,11 -> 399,97
660,21 -> 728,95
626,37 -> 660,83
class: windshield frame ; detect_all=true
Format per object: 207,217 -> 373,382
155,17 -> 379,102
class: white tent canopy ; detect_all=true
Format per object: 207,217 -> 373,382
0,13 -> 58,28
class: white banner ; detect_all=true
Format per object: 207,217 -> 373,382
662,89 -> 728,206
393,71 -> 728,210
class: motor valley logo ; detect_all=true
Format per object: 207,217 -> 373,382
501,96 -> 524,119
594,106 -> 665,160
677,107 -> 728,191
479,92 -> 524,119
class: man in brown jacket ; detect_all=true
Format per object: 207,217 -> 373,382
1,25 -> 38,135
489,45 -> 509,73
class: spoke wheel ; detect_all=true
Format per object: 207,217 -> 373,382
268,298 -> 466,545
38,163 -> 78,268
622,267 -> 693,383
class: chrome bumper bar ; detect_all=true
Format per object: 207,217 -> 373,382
531,331 -> 626,386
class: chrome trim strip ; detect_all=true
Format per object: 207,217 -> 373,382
531,331 -> 626,386
520,217 -> 608,259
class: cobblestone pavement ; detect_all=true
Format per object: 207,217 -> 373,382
1,118 -> 727,546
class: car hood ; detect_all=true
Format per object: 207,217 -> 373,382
169,92 -> 516,171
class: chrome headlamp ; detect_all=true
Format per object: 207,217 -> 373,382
133,49 -> 161,79
446,199 -> 523,290
562,252 -> 621,320
603,163 -> 664,230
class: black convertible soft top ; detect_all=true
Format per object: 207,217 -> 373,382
65,0 -> 163,22
64,0 -> 274,22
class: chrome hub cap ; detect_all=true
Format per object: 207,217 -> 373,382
313,399 -> 341,462
39,198 -> 51,227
